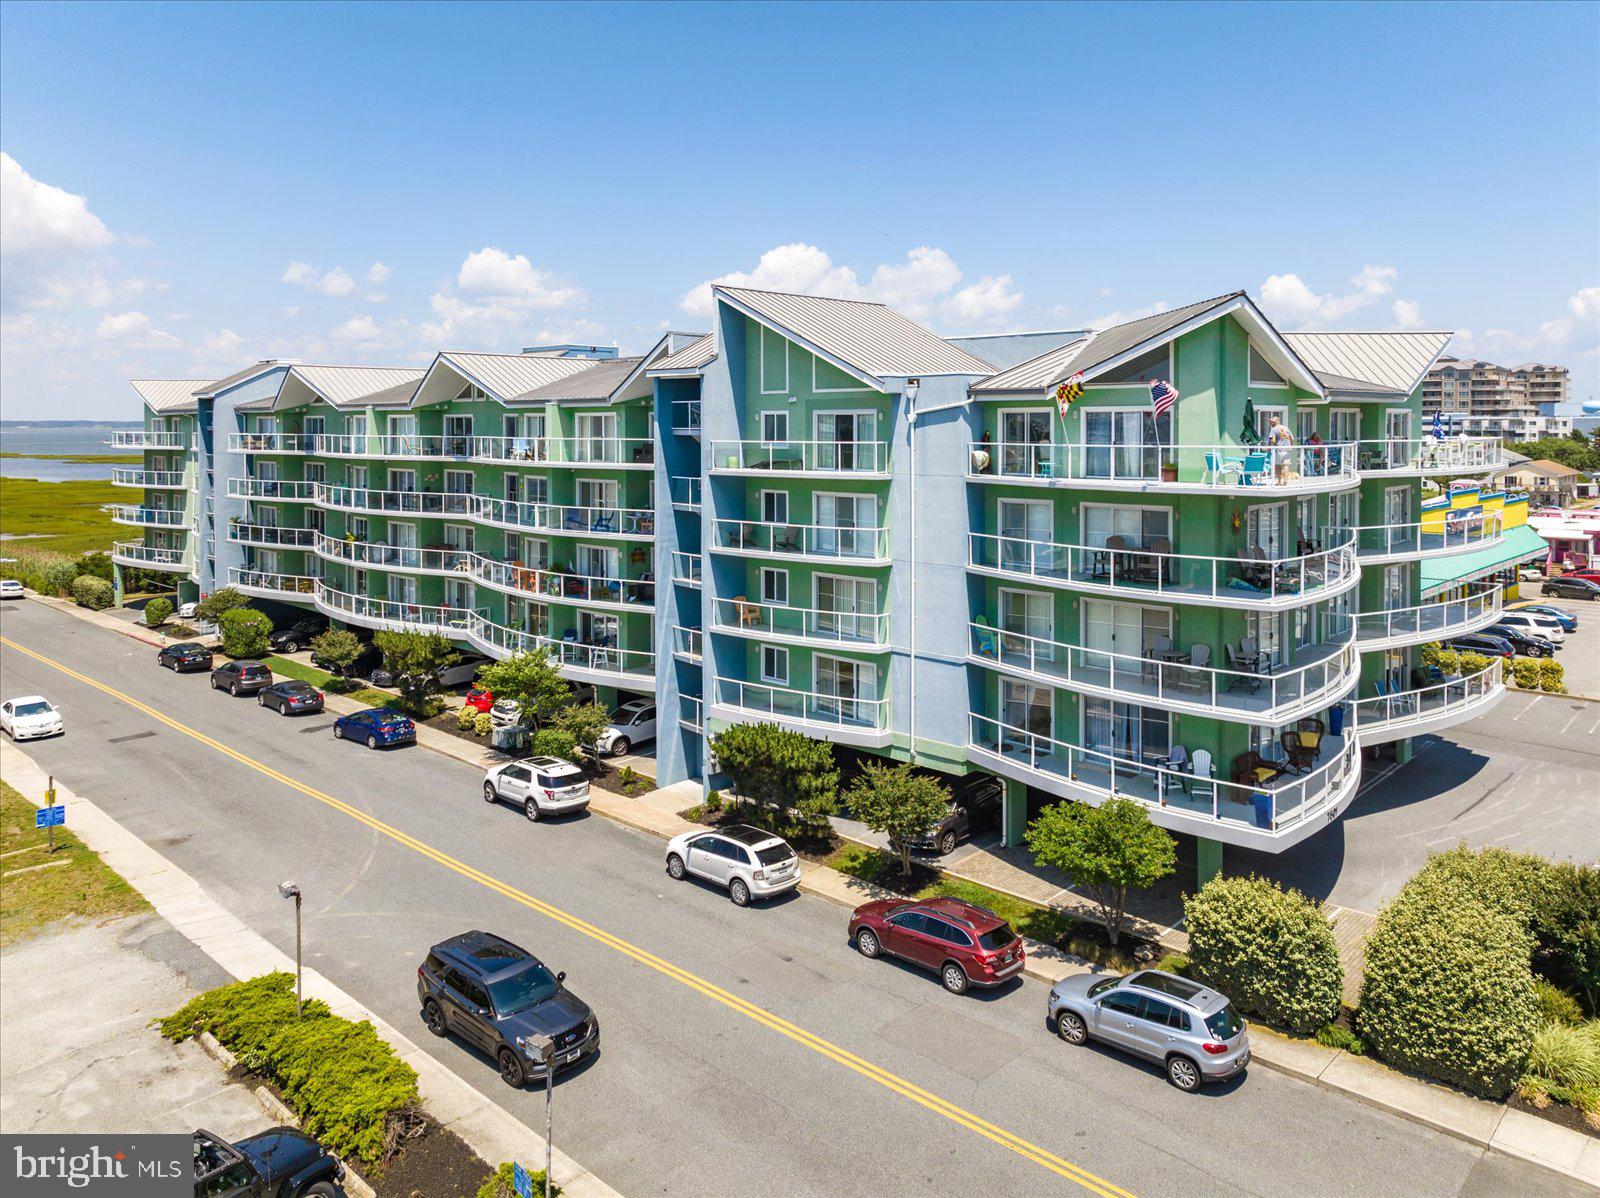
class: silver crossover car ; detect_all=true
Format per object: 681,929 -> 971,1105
1047,969 -> 1250,1092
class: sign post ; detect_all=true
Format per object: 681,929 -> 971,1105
36,777 -> 65,852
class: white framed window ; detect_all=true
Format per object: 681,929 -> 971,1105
999,588 -> 1052,641
1000,678 -> 1052,741
1329,408 -> 1360,444
760,645 -> 789,685
1247,502 -> 1287,557
760,410 -> 789,444
1254,405 -> 1289,444
761,489 -> 789,525
1296,408 -> 1317,445
760,567 -> 788,606
1248,345 -> 1287,387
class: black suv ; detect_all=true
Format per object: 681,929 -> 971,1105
910,773 -> 1004,856
158,641 -> 213,673
210,660 -> 273,696
269,617 -> 328,654
1483,622 -> 1555,658
418,930 -> 598,1088
192,1127 -> 343,1197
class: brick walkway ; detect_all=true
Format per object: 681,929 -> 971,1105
1326,905 -> 1379,1007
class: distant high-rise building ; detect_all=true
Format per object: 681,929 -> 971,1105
1422,357 -> 1571,438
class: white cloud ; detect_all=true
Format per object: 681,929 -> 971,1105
330,314 -> 393,346
940,275 -> 1024,328
456,247 -> 583,306
419,247 -> 589,346
189,328 -> 250,375
282,305 -> 301,319
280,261 -> 358,297
1456,285 -> 1600,361
680,243 -> 862,317
1260,265 -> 1403,327
1391,299 -> 1425,330
0,312 -> 82,351
1088,301 -> 1171,328
366,261 -> 392,286
0,152 -> 129,311
96,310 -> 180,348
866,247 -> 962,319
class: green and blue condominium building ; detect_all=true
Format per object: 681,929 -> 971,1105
117,289 -> 1509,865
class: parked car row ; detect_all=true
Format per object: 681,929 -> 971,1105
1543,576 -> 1600,601
1448,602 -> 1581,660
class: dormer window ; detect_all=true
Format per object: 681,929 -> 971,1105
1248,345 -> 1286,387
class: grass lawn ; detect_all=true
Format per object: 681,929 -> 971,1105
263,655 -> 396,708
0,451 -> 140,465
0,779 -> 149,947
0,474 -> 123,554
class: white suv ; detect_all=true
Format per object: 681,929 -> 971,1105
599,699 -> 656,757
1496,611 -> 1566,645
484,756 -> 590,820
665,824 -> 801,906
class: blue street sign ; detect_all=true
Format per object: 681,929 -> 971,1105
35,806 -> 65,829
512,1162 -> 532,1198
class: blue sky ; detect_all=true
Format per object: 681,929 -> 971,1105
2,0 -> 1596,418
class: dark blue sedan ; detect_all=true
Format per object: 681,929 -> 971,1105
333,708 -> 416,749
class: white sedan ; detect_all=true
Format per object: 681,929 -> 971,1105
1,695 -> 63,741
0,579 -> 25,600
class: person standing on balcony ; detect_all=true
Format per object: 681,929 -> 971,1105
1268,415 -> 1295,484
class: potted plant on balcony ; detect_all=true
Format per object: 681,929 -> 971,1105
1160,460 -> 1179,482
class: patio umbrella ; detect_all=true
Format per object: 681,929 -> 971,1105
1240,397 -> 1261,445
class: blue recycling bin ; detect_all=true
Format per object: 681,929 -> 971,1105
1252,791 -> 1273,829
1329,702 -> 1345,737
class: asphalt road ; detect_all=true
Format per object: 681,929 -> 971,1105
0,598 -> 1588,1198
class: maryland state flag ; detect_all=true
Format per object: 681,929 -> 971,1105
1054,372 -> 1085,419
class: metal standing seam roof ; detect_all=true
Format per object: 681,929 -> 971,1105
1283,331 -> 1453,397
430,351 -> 599,403
128,379 -> 211,414
969,338 -> 1091,394
513,356 -> 647,403
194,361 -> 293,399
715,286 -> 996,382
287,364 -> 426,407
646,333 -> 716,375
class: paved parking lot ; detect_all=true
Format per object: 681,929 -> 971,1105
1231,688 -> 1600,913
1507,596 -> 1600,697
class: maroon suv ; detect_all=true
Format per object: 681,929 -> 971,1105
849,896 -> 1025,994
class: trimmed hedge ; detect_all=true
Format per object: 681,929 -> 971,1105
531,728 -> 579,764
1359,851 -> 1541,1097
474,710 -> 494,738
1539,658 -> 1567,693
161,973 -> 419,1167
71,575 -> 114,610
144,598 -> 173,628
1184,875 -> 1342,1034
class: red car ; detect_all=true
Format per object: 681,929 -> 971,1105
849,896 -> 1025,995
464,687 -> 495,714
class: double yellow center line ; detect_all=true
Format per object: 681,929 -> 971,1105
2,634 -> 1133,1197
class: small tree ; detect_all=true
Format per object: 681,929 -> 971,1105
219,608 -> 273,658
372,630 -> 460,715
74,551 -> 115,582
708,722 -> 838,832
553,702 -> 612,769
144,597 -> 173,628
473,650 -> 572,726
309,628 -> 363,679
1025,798 -> 1176,945
845,763 -> 951,881
196,587 -> 251,624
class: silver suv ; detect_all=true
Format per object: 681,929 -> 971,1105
665,824 -> 801,905
1047,969 -> 1250,1092
483,756 -> 590,820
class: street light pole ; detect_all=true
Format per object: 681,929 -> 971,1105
522,1032 -> 555,1198
278,882 -> 302,1017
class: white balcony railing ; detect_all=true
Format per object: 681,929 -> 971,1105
315,535 -> 474,574
514,567 -> 655,608
1350,437 -> 1504,475
670,476 -> 702,509
465,620 -> 654,681
671,551 -> 703,587
227,523 -> 315,548
315,485 -> 476,517
967,440 -> 1357,491
970,622 -> 1356,724
111,468 -> 186,489
671,400 -> 702,435
227,478 -> 319,502
713,677 -> 889,734
111,540 -> 187,569
469,497 -> 655,538
315,585 -> 480,633
1352,511 -> 1503,561
714,599 -> 891,649
1353,583 -> 1503,649
969,531 -> 1357,606
1350,659 -> 1504,742
680,694 -> 703,731
712,519 -> 891,563
544,437 -> 655,468
230,432 -> 313,454
229,567 -> 319,597
315,433 -> 477,459
467,436 -> 550,465
711,440 -> 890,476
673,626 -> 703,661
110,505 -> 187,528
111,430 -> 192,450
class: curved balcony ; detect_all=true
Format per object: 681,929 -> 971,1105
1350,437 -> 1503,477
969,624 -> 1356,726
314,433 -> 476,460
709,678 -> 890,748
229,567 -> 319,600
712,599 -> 891,651
966,440 -> 1357,495
497,565 -> 655,610
467,436 -> 551,465
230,432 -> 313,454
111,468 -> 186,490
1353,583 -> 1503,650
463,619 -> 654,689
468,497 -> 654,540
969,532 -> 1359,609
673,626 -> 703,662
672,551 -> 703,588
314,585 -> 480,636
111,430 -> 192,450
670,476 -> 702,510
968,714 -> 1363,851
314,485 -> 476,519
111,541 -> 188,572
1352,511 -> 1503,564
1351,660 -> 1504,745
227,478 -> 319,502
314,535 -> 474,576
111,505 -> 187,529
228,523 -> 315,549
711,519 -> 891,566
711,440 -> 890,478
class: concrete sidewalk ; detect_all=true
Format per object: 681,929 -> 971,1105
2,744 -> 624,1198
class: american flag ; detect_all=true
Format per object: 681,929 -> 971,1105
1150,379 -> 1178,418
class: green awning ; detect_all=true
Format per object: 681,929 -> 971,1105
1421,524 -> 1549,597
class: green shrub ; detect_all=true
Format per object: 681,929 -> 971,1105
1511,658 -> 1541,689
41,558 -> 79,596
530,728 -> 578,763
1420,644 -> 1461,676
1153,952 -> 1190,977
1358,882 -> 1538,1097
1455,650 -> 1492,677
1411,844 -> 1549,930
1315,1023 -> 1367,1055
477,1162 -> 560,1198
1539,658 -> 1567,693
1184,875 -> 1343,1034
219,608 -> 273,658
705,788 -> 723,812
1522,1021 -> 1600,1090
70,575 -> 113,610
456,706 -> 478,731
160,973 -> 418,1167
144,597 -> 173,628
74,551 -> 114,582
1532,863 -> 1600,1017
1536,980 -> 1586,1027
474,710 -> 494,738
